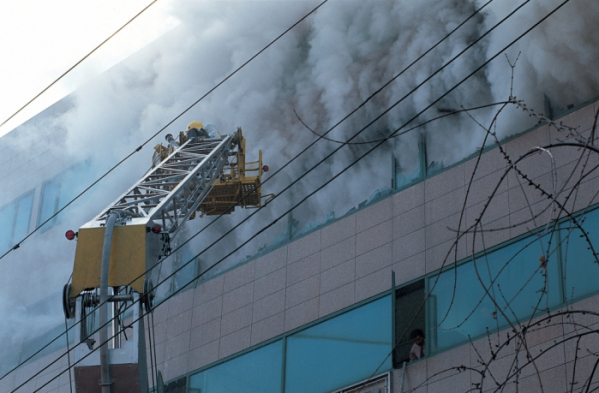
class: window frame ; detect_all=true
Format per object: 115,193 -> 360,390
0,189 -> 34,251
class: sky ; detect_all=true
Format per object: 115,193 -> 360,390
0,0 -> 178,137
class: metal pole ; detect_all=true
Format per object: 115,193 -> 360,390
111,288 -> 121,349
400,361 -> 407,393
100,213 -> 117,393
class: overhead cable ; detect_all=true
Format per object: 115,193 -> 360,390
13,1 -> 571,390
0,0 -> 329,263
5,0 -> 523,383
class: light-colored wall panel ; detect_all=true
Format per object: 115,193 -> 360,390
286,252 -> 320,286
222,282 -> 253,315
393,181 -> 424,216
319,282 -> 355,317
251,312 -> 285,346
356,220 -> 392,256
393,251 -> 425,286
220,303 -> 253,337
223,260 -> 255,293
321,214 -> 356,249
320,236 -> 355,271
285,275 -> 320,309
254,245 -> 288,277
284,297 -> 319,331
287,230 -> 321,264
354,266 -> 392,303
394,227 -> 426,262
356,196 -> 392,233
189,318 -> 220,351
393,204 -> 425,240
218,326 -> 251,359
320,258 -> 355,295
191,296 -> 223,327
193,275 -> 224,306
355,242 -> 392,279
253,290 -> 285,323
254,267 -> 286,301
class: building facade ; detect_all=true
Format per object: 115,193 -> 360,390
2,97 -> 599,392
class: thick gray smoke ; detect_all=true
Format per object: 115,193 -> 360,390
1,0 -> 599,377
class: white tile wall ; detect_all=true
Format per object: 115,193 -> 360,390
16,101 -> 599,392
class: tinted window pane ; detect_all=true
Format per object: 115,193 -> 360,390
429,234 -> 561,352
38,180 -> 60,225
285,296 -> 392,393
560,209 -> 599,301
164,376 -> 186,393
188,340 -> 282,393
13,192 -> 33,242
57,163 -> 90,209
0,204 -> 16,253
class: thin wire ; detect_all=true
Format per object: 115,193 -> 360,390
146,312 -> 156,390
1,4 -> 506,380
151,310 -> 159,389
103,0 -> 509,300
295,102 -> 511,145
19,4 -> 571,388
0,0 -> 160,130
0,0 -> 329,263
63,317 -> 73,393
2,0 -> 522,381
317,0 -> 574,382
0,0 -> 334,381
124,0 -> 530,301
1,0 -> 491,269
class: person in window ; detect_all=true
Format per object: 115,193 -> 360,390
409,329 -> 426,361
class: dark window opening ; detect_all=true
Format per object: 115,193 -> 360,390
393,279 -> 426,367
164,376 -> 187,393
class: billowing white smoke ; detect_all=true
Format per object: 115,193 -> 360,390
2,0 -> 599,377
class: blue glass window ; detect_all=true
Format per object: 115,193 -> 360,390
188,340 -> 283,393
428,234 -> 561,352
285,295 -> 392,393
0,191 -> 33,254
0,203 -> 16,254
36,163 -> 90,230
13,192 -> 33,242
560,209 -> 599,301
37,180 -> 61,226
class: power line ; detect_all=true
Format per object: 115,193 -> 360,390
13,1 -> 569,389
4,0 -> 519,384
0,4 -> 501,378
0,0 -> 491,266
0,0 -> 334,382
0,0 -> 160,130
295,102 -> 511,145
128,0 -> 525,300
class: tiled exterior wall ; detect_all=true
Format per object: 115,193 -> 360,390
6,101 -> 599,392
149,101 -> 599,392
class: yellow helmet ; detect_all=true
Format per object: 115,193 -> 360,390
187,121 -> 204,131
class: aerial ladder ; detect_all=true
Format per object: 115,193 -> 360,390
61,122 -> 268,393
